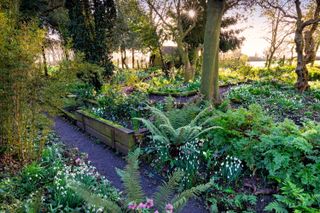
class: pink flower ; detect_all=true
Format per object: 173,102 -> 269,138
75,157 -> 81,165
128,202 -> 137,210
146,198 -> 154,208
154,211 -> 159,213
137,202 -> 147,209
165,203 -> 174,213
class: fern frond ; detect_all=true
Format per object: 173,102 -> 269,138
159,123 -> 177,139
149,106 -> 172,127
193,126 -> 223,140
264,201 -> 288,213
134,118 -> 163,137
68,181 -> 122,213
153,170 -> 184,212
190,107 -> 211,126
172,181 -> 212,212
116,149 -> 145,204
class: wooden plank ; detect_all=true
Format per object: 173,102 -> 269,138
73,111 -> 83,122
85,126 -> 114,148
83,116 -> 113,138
115,142 -> 130,154
114,128 -> 135,146
76,121 -> 84,130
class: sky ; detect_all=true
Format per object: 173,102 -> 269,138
238,10 -> 270,57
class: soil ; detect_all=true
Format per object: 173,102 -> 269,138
54,116 -> 208,213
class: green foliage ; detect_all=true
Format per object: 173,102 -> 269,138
220,55 -> 248,71
71,148 -> 211,212
114,0 -> 159,52
165,104 -> 202,129
66,0 -> 116,76
265,179 -> 320,212
153,171 -> 184,212
0,8 -> 48,162
202,104 -> 320,211
61,54 -> 104,91
207,184 -> 257,212
116,149 -> 144,204
147,75 -> 201,95
227,81 -> 320,123
137,106 -> 221,186
68,182 -> 122,213
0,133 -> 121,212
308,66 -> 320,81
91,89 -> 148,128
264,201 -> 288,213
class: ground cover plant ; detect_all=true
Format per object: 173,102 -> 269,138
138,103 -> 320,212
226,81 -> 320,124
89,89 -> 149,129
0,133 -> 121,212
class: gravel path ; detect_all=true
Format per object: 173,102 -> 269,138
54,116 -> 209,213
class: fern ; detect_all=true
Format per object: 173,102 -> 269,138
171,181 -> 212,212
153,170 -> 183,212
264,201 -> 288,213
135,106 -> 221,147
116,148 -> 144,204
69,148 -> 210,212
68,182 -> 122,213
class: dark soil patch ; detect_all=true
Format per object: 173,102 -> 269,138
54,116 -> 208,213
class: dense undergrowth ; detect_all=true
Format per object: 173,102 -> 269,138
140,102 -> 320,212
2,61 -> 320,212
0,133 -> 121,212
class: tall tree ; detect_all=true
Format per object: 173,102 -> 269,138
200,0 -> 254,103
260,0 -> 320,91
66,0 -> 116,79
261,5 -> 293,69
144,0 -> 198,81
200,0 -> 225,103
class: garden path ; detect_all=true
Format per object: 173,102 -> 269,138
54,116 -> 209,213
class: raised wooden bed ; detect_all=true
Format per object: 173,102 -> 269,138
60,108 -> 147,154
148,89 -> 198,97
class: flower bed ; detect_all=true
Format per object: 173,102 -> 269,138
0,133 -> 121,212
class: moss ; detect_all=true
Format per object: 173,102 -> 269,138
79,109 -> 125,129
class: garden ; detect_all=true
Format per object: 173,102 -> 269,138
1,0 -> 320,213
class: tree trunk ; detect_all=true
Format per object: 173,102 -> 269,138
121,47 -> 128,69
266,51 -> 275,70
42,45 -> 48,76
294,26 -> 310,91
289,45 -> 295,66
131,48 -> 135,69
311,41 -> 320,67
200,0 -> 225,103
158,43 -> 169,77
177,39 -> 194,82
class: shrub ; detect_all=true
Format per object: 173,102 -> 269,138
226,82 -> 320,123
136,106 -> 221,186
309,66 -> 320,81
91,90 -> 148,128
202,105 -> 320,211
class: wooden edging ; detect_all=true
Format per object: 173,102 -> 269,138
148,90 -> 199,97
59,108 -> 147,155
